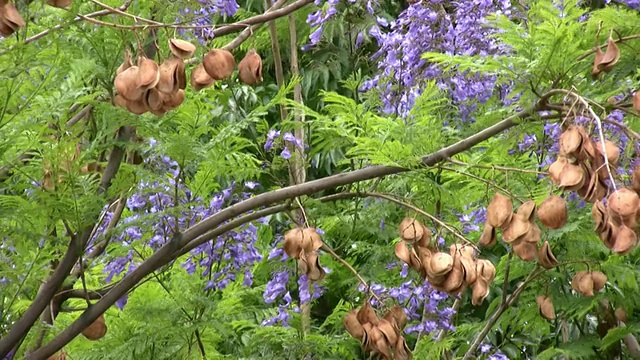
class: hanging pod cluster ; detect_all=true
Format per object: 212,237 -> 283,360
343,302 -> 412,360
114,39 -> 195,115
394,217 -> 496,306
480,192 -> 561,268
0,0 -> 25,37
191,48 -> 263,91
549,125 -> 618,202
593,188 -> 640,254
282,227 -> 325,281
81,313 -> 107,340
571,270 -> 607,297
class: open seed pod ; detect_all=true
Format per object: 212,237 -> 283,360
169,38 -> 196,59
116,50 -> 133,75
520,222 -> 541,244
536,295 -> 556,320
538,241 -> 558,269
394,241 -> 411,265
476,259 -> 496,282
398,217 -> 423,242
548,156 -> 568,185
502,213 -> 531,243
238,49 -> 263,85
487,192 -> 513,229
144,88 -> 164,112
592,47 -> 605,78
137,56 -> 160,90
114,66 -> 144,101
611,224 -> 638,255
537,195 -> 567,229
203,49 -> 236,80
558,162 -> 586,191
512,238 -> 538,262
599,139 -> 620,165
369,326 -> 392,359
572,270 -> 595,297
124,97 -> 148,115
460,255 -> 477,285
471,278 -> 490,306
156,57 -> 184,94
559,126 -> 585,158
377,319 -> 398,348
591,271 -> 607,291
82,314 -> 107,340
0,3 -> 25,36
344,309 -> 365,339
443,265 -> 465,294
597,35 -> 620,72
517,200 -> 537,221
394,336 -> 413,360
384,305 -> 408,331
408,247 -> 423,275
592,200 -> 608,233
357,301 -> 379,326
45,0 -> 72,8
608,188 -> 640,218
162,89 -> 185,111
479,224 -> 496,247
416,225 -> 431,248
427,252 -> 454,278
305,251 -> 325,281
283,228 -> 304,259
190,63 -> 215,91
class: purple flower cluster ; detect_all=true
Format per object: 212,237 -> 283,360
179,1 -> 240,41
361,1 -> 513,119
263,130 -> 304,160
92,141 -> 267,310
457,205 -> 487,234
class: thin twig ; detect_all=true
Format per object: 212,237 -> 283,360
576,33 -> 640,61
320,244 -> 382,304
447,159 -> 548,175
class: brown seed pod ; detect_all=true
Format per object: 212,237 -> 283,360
559,126 -> 584,157
512,238 -> 538,262
156,57 -> 183,94
558,162 -> 586,191
591,271 -> 607,291
408,247 -> 422,274
394,336 -> 413,360
443,266 -> 464,294
238,49 -> 263,85
344,309 -> 365,339
634,92 -> 640,113
600,139 -> 620,165
427,252 -> 454,278
611,224 -> 637,255
114,66 -> 144,101
471,278 -> 489,306
536,295 -> 556,321
486,192 -> 513,228
476,259 -> 496,283
136,56 -> 160,90
116,50 -> 134,75
283,228 -> 304,259
144,88 -> 164,112
517,200 -> 537,222
416,225 -> 431,248
203,49 -> 236,80
394,241 -> 411,265
592,47 -> 605,78
520,223 -> 541,244
305,251 -> 325,281
385,305 -> 408,331
398,217 -> 423,242
190,63 -> 215,91
502,213 -> 531,243
357,301 -> 379,326
169,39 -> 196,59
572,271 -> 595,297
82,314 -> 107,340
478,224 -> 496,247
163,89 -> 185,110
537,241 -> 558,269
597,36 -> 620,72
548,156 -> 568,185
537,195 -> 568,229
302,228 -> 324,251
124,97 -> 148,115
45,0 -> 72,8
460,256 -> 477,286
1,3 -> 25,34
377,319 -> 398,346
608,188 -> 640,218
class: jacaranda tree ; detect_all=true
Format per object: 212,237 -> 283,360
1,0 -> 640,359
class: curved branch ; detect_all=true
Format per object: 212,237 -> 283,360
28,102 -> 543,359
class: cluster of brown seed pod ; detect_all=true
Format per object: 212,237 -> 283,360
593,187 -> 640,254
394,218 -> 496,306
191,47 -> 263,91
536,295 -> 556,321
81,313 -> 107,340
343,302 -> 412,360
282,227 -> 325,281
113,39 -> 195,115
480,193 -> 563,268
549,125 -> 618,202
592,33 -> 620,79
571,270 -> 607,297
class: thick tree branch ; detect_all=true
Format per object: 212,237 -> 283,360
28,102 -> 543,359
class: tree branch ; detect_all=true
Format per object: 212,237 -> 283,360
27,102 -> 543,359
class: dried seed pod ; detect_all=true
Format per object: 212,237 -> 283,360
302,228 -> 323,252
394,241 -> 411,265
537,241 -> 558,269
283,228 -> 304,259
114,66 -> 144,101
520,223 -> 541,244
398,217 -> 423,242
305,251 -> 325,281
45,0 -> 72,8
611,224 -> 637,255
487,192 -> 513,228
82,314 -> 107,340
344,309 -> 364,339
377,319 -> 398,346
416,225 -> 431,248
203,49 -> 236,80
502,214 -> 530,243
163,89 -> 185,110
548,156 -> 568,185
169,39 -> 196,59
476,259 -> 496,282
597,35 -> 620,72
190,63 -> 215,91
634,92 -> 640,113
608,188 -> 640,218
471,278 -> 489,306
386,305 -> 408,331
559,126 -> 584,157
116,50 -> 133,75
632,165 -> 640,194
357,301 -> 379,326
536,296 -> 556,320
408,247 -> 422,274
137,56 -> 160,90
537,195 -> 568,229
156,57 -> 183,94
443,266 -> 464,294
394,336 -> 413,360
479,224 -> 496,247
512,238 -> 537,262
600,139 -> 620,165
558,162 -> 586,191
428,252 -> 454,278
591,271 -> 607,291
1,3 -> 25,34
460,256 -> 477,285
369,326 -> 391,359
592,47 -> 605,78
144,88 -> 164,112
592,200 -> 608,233
238,49 -> 263,85
124,97 -> 148,115
517,200 -> 537,222
572,271 -> 595,297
